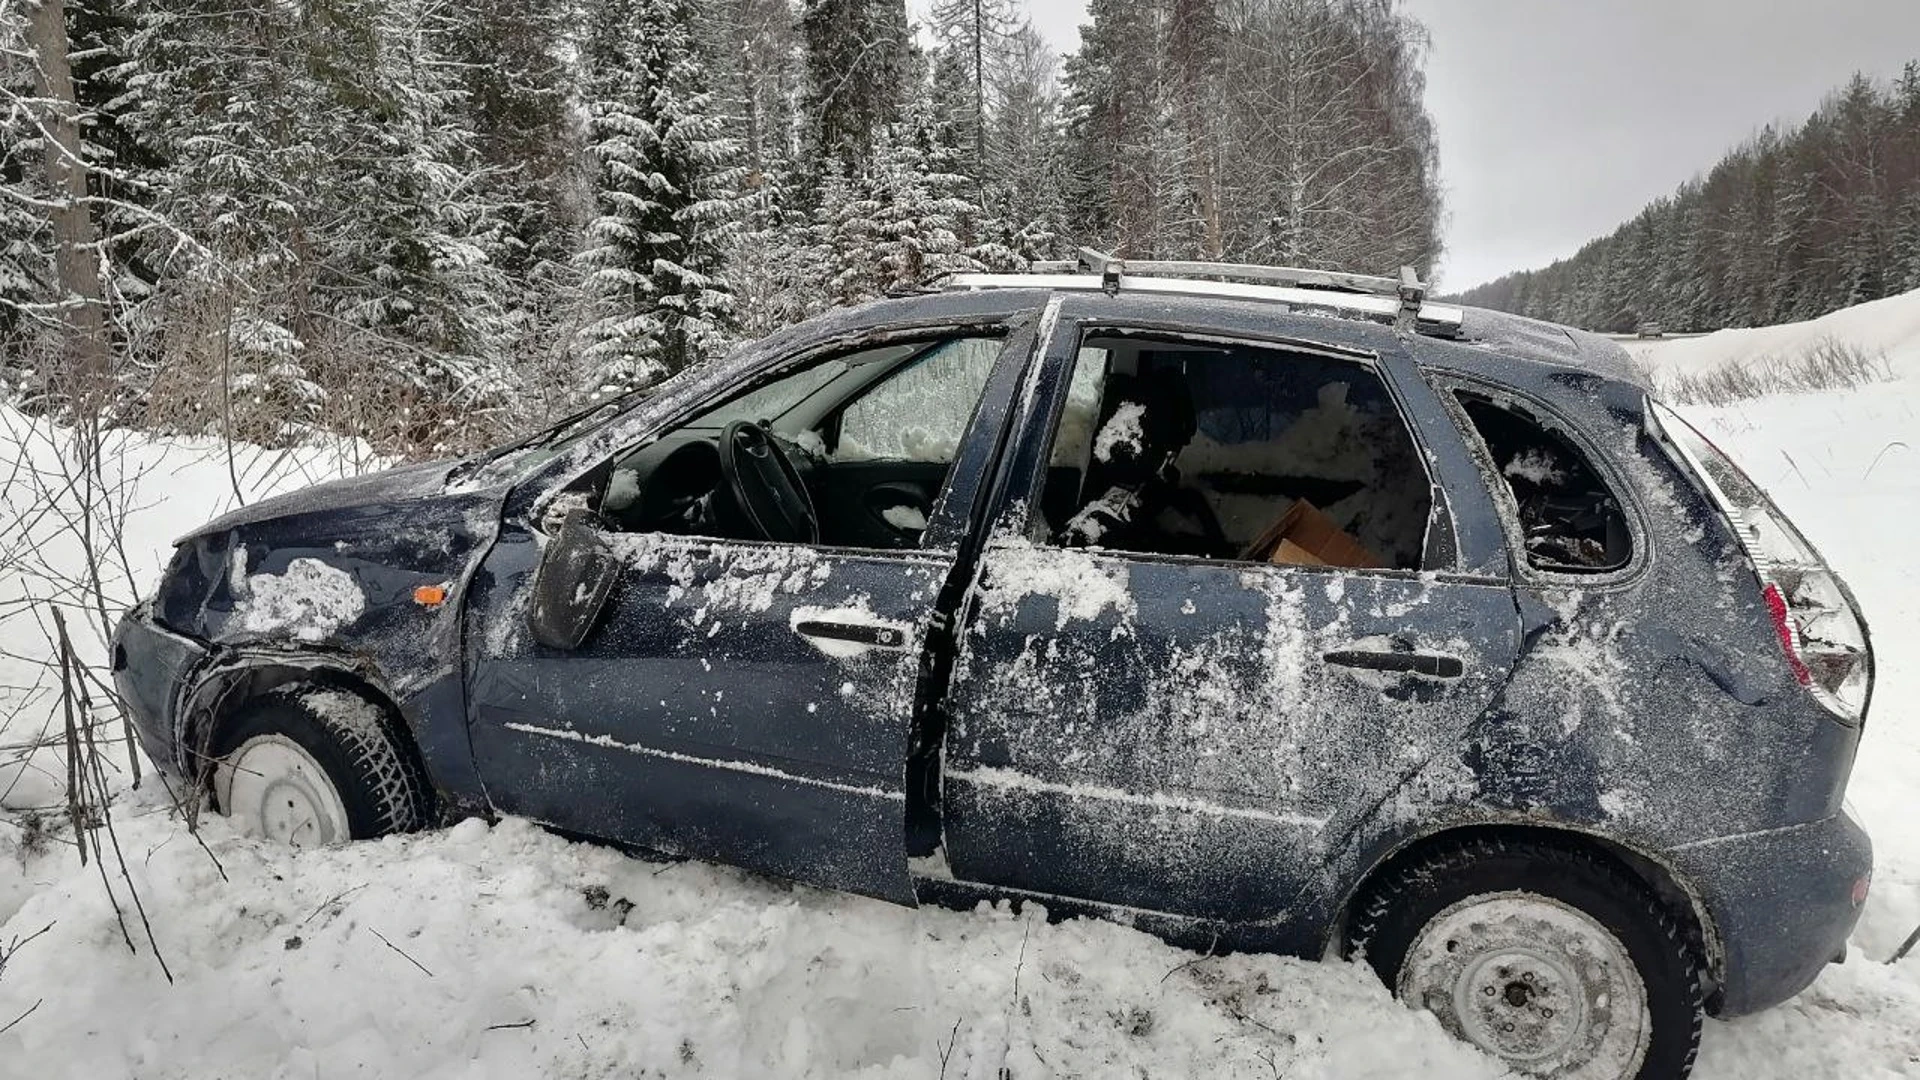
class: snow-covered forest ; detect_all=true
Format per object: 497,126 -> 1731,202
0,0 -> 1441,457
1457,64 -> 1920,333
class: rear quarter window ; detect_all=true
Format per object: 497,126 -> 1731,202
1454,392 -> 1632,574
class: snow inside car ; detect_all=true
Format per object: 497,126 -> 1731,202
113,252 -> 1874,1079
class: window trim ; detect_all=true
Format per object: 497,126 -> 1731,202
1011,323 -> 1446,576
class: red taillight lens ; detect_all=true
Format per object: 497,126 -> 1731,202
1763,582 -> 1813,686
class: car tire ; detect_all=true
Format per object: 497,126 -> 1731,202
1347,837 -> 1703,1080
210,683 -> 432,846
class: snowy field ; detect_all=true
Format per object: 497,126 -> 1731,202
2,295 -> 1919,1078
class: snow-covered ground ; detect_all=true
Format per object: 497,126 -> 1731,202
1622,286 -> 1920,385
2,294 -> 1918,1078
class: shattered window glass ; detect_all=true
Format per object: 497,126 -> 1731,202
1455,393 -> 1632,573
835,337 -> 1002,464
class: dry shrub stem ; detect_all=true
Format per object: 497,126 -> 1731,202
1664,337 -> 1893,406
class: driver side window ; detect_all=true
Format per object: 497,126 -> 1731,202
592,334 -> 1005,550
833,338 -> 1003,465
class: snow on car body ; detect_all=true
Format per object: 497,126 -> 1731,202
112,260 -> 1874,1079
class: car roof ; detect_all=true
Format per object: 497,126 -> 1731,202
830,286 -> 1646,391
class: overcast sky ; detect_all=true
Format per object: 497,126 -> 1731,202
985,0 -> 1920,290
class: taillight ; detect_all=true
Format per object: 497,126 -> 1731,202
1647,400 -> 1873,722
1762,561 -> 1872,718
1762,582 -> 1812,686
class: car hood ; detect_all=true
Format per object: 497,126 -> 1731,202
178,458 -> 464,543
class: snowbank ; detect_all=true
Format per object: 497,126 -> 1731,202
0,806 -> 1504,1079
1626,285 -> 1920,379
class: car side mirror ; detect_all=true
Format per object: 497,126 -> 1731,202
527,508 -> 620,651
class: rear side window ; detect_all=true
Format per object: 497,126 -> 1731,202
1455,392 -> 1631,573
1033,333 -> 1434,571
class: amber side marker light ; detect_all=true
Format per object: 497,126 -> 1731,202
413,584 -> 449,607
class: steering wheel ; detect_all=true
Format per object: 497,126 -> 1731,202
718,420 -> 820,544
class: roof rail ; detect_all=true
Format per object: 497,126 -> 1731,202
951,248 -> 1460,337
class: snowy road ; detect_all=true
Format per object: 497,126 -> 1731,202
3,295 -> 1919,1078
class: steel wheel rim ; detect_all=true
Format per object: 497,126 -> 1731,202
1397,890 -> 1650,1078
215,735 -> 351,848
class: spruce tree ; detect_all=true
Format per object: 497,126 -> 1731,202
801,0 -> 911,165
578,0 -> 750,390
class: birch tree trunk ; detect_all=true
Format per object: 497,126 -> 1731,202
24,0 -> 109,405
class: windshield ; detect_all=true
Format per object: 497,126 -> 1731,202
683,343 -> 921,430
450,386 -> 656,486
692,358 -> 851,428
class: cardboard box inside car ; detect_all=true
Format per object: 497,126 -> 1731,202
1246,498 -> 1384,569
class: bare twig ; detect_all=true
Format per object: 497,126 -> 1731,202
369,927 -> 435,978
1890,922 -> 1920,965
302,884 -> 367,925
0,999 -> 42,1035
995,917 -> 1033,1076
0,921 -> 58,983
1863,440 -> 1909,481
937,1017 -> 963,1079
1160,930 -> 1222,983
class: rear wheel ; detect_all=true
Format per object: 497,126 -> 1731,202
1347,838 -> 1703,1080
211,684 -> 431,846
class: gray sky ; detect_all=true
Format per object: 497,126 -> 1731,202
972,0 -> 1920,290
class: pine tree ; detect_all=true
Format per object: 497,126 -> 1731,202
707,0 -> 804,177
577,0 -> 752,390
442,0 -> 575,284
349,0 -> 515,428
926,0 -> 1017,193
18,0 -> 111,401
1062,0 -> 1167,257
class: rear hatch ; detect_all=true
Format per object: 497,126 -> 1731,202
1646,400 -> 1873,723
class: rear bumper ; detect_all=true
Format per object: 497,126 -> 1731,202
1671,809 -> 1872,1017
110,603 -> 208,782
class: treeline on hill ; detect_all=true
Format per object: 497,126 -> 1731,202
0,0 -> 1440,456
1458,65 -> 1920,334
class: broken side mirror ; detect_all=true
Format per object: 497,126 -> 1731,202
527,508 -> 620,651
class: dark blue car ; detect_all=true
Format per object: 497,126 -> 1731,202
114,255 -> 1874,1080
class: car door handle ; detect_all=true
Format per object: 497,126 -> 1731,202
1322,649 -> 1465,678
794,620 -> 909,649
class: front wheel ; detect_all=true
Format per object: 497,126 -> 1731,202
1347,838 -> 1704,1080
210,684 -> 432,847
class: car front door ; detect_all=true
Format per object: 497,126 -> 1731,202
463,322 -> 1038,903
938,307 -> 1523,924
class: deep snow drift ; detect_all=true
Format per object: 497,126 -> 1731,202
3,294 -> 1919,1077
1623,285 -> 1920,383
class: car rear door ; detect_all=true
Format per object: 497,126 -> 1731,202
937,303 -> 1523,922
462,320 -> 1040,904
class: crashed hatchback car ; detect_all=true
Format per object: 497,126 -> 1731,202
115,253 -> 1873,1079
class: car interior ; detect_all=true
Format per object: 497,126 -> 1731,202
575,335 -> 1006,549
1452,391 -> 1632,573
1037,334 -> 1435,571
569,330 -> 1443,575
